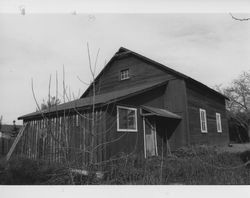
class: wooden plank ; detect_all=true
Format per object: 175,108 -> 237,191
82,112 -> 86,164
6,123 -> 28,161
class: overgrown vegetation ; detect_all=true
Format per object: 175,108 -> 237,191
1,146 -> 250,185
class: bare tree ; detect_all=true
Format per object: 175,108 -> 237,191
215,71 -> 250,139
39,96 -> 61,111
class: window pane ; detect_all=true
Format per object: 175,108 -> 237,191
118,107 -> 136,130
216,113 -> 222,132
200,109 -> 207,132
120,69 -> 129,80
202,121 -> 206,131
119,108 -> 128,129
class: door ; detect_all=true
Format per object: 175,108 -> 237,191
143,117 -> 158,157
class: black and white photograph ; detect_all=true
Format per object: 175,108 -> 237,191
0,0 -> 250,194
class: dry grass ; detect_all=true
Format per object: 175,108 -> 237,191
0,145 -> 250,185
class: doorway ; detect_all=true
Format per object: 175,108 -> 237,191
143,117 -> 158,158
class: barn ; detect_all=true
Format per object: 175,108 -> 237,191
13,47 -> 229,164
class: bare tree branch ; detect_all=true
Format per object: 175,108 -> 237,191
77,76 -> 90,86
230,13 -> 250,21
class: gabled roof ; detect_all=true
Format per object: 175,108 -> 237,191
81,47 -> 228,100
18,78 -> 169,120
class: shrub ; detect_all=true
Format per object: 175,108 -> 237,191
1,146 -> 250,185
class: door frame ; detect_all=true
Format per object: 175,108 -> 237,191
143,116 -> 158,158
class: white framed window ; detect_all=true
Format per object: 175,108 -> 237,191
199,108 -> 207,133
216,113 -> 222,133
117,106 -> 138,132
120,69 -> 129,80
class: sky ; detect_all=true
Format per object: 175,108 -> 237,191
0,11 -> 250,124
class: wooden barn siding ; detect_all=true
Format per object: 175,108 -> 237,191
84,55 -> 174,97
105,103 -> 144,160
186,82 -> 229,145
104,86 -> 167,159
15,109 -> 107,165
164,79 -> 189,150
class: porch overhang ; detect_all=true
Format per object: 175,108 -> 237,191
140,105 -> 181,120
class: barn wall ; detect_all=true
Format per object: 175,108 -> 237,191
84,55 -> 174,97
186,81 -> 229,145
104,85 -> 167,159
15,109 -> 107,165
105,103 -> 143,160
163,79 -> 189,150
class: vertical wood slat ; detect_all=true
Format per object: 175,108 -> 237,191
54,117 -> 57,163
82,112 -> 86,164
87,112 -> 91,164
52,117 -> 54,163
74,114 -> 77,163
62,115 -> 65,162
44,119 -> 47,161
64,114 -> 67,162
94,111 -> 97,164
56,116 -> 59,163
45,119 -> 47,161
31,120 -> 33,159
25,121 -> 28,157
103,110 -> 106,162
82,113 -> 85,165
29,121 -> 32,158
79,113 -> 83,165
58,116 -> 60,163
30,120 -> 33,159
37,120 -> 40,159
76,114 -> 79,164
96,110 -> 100,163
53,117 -> 56,163
69,115 -> 72,162
34,120 -> 37,159
59,116 -> 62,163
29,120 -> 31,159
49,118 -> 52,162
37,120 -> 39,159
32,120 -> 35,159
67,115 -> 70,162
72,114 -> 75,163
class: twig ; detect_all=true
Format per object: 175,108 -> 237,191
230,13 -> 250,21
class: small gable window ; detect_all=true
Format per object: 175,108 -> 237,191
199,108 -> 207,133
117,106 -> 137,132
120,69 -> 129,80
216,113 -> 222,133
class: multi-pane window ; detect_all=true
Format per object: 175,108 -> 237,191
216,113 -> 222,133
120,69 -> 129,80
199,108 -> 207,133
117,106 -> 137,132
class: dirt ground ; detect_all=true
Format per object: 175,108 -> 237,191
216,142 -> 250,153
